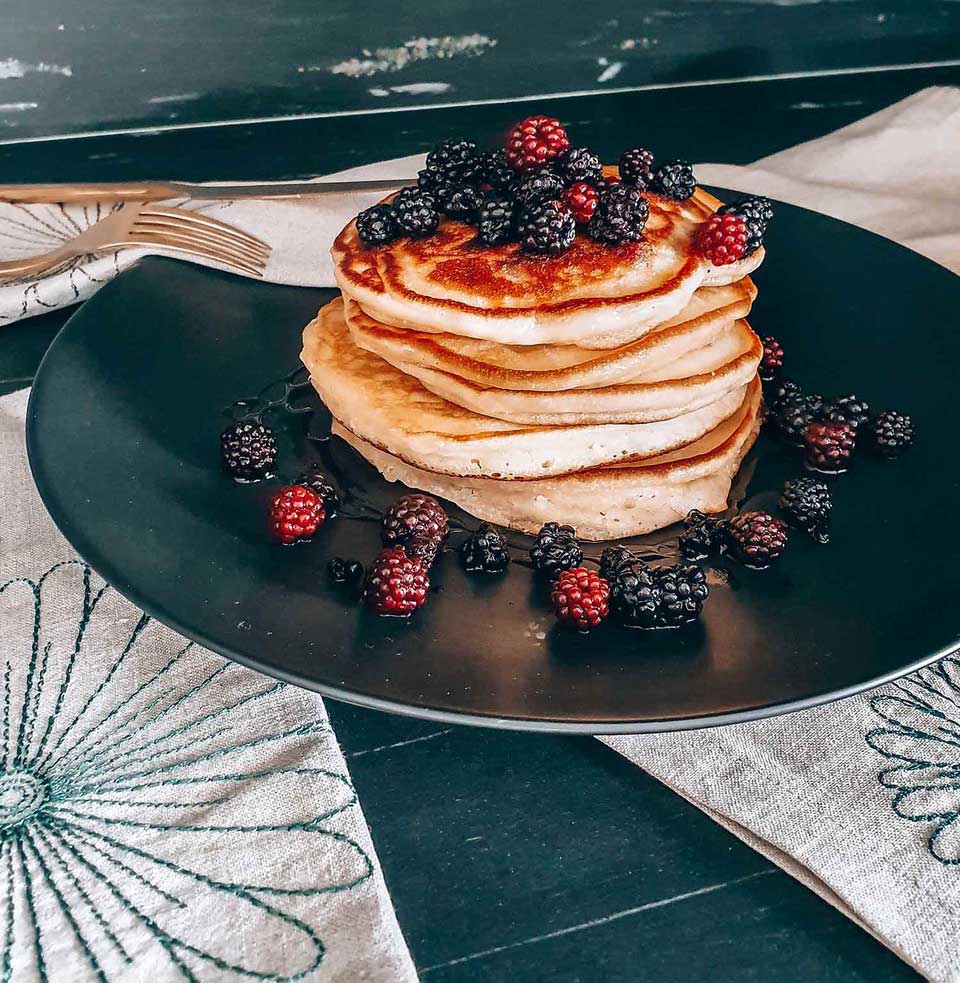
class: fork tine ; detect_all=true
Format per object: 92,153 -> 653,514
138,205 -> 269,252
130,219 -> 270,264
122,232 -> 266,277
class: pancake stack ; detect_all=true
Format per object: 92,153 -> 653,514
302,186 -> 766,540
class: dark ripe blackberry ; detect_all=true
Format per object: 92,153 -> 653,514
820,394 -> 871,431
391,187 -> 439,237
619,147 -> 654,188
381,493 -> 448,564
599,545 -> 637,582
424,138 -> 482,184
726,512 -> 789,569
416,167 -> 449,196
558,147 -> 603,186
872,410 -> 914,458
774,392 -> 825,444
460,523 -> 510,574
759,336 -> 784,382
679,509 -> 727,561
767,378 -> 802,406
804,420 -> 857,473
438,183 -> 485,222
651,160 -> 696,201
221,420 -> 277,480
515,167 -> 567,205
516,201 -> 576,256
718,196 -> 773,256
484,149 -> 519,193
530,522 -> 582,578
356,203 -> 398,246
588,184 -> 649,244
654,564 -> 710,628
477,194 -> 516,246
328,556 -> 364,587
779,477 -> 832,543
609,560 -> 659,627
295,464 -> 340,515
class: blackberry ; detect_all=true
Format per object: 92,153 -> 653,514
551,567 -> 610,631
558,147 -> 603,186
654,564 -> 710,628
820,394 -> 871,431
619,147 -> 654,188
477,194 -> 516,246
651,160 -> 696,201
759,336 -> 784,382
382,493 -> 448,565
804,420 -> 857,473
588,184 -> 649,244
718,196 -> 773,256
221,420 -> 277,480
506,115 -> 571,171
773,391 -> 825,444
356,204 -> 397,246
483,149 -> 519,194
609,560 -> 659,627
424,138 -> 483,185
599,545 -> 637,582
391,187 -> 439,237
438,183 -> 485,222
779,477 -> 832,543
363,547 -> 430,616
295,464 -> 340,515
328,557 -> 364,588
460,523 -> 510,574
530,522 -> 582,578
416,167 -> 448,196
515,167 -> 567,205
872,410 -> 914,458
610,562 -> 709,628
726,512 -> 788,569
679,510 -> 727,561
516,200 -> 576,256
767,378 -> 803,408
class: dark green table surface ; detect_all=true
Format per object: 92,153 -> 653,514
3,67 -> 948,981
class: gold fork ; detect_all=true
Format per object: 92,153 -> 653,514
0,203 -> 270,281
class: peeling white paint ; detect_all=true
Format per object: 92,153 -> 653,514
387,81 -> 452,95
0,101 -> 38,111
146,93 -> 200,104
596,58 -> 624,83
619,37 -> 660,51
330,34 -> 496,78
0,59 -> 72,80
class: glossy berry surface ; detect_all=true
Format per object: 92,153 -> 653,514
505,115 -> 571,171
726,512 -> 788,568
564,182 -> 600,224
356,204 -> 397,245
679,510 -> 727,561
651,160 -> 696,200
363,547 -> 430,616
390,187 -> 439,237
269,485 -> 325,544
872,410 -> 914,458
516,200 -> 576,255
460,523 -> 510,574
551,567 -> 610,631
619,147 -> 654,187
221,420 -> 276,480
779,477 -> 832,543
295,465 -> 340,515
759,336 -> 784,381
530,522 -> 582,578
382,494 -> 448,564
696,213 -> 748,265
558,147 -> 603,185
804,420 -> 857,473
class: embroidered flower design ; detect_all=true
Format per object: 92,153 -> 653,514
0,561 -> 372,979
867,654 -> 960,865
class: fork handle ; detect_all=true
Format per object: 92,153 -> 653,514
0,182 -> 184,204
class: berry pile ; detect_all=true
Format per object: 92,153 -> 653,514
353,115 -> 772,260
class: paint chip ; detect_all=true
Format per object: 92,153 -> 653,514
330,34 -> 496,78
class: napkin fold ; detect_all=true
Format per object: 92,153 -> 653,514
0,387 -> 417,981
607,85 -> 960,983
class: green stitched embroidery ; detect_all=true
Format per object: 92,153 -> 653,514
0,561 -> 374,980
867,654 -> 960,865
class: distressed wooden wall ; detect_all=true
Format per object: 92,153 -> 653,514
1,0 -> 958,139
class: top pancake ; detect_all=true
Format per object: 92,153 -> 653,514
332,187 -> 765,348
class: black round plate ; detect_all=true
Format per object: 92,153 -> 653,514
26,200 -> 960,733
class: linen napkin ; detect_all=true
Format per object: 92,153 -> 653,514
606,84 -> 960,983
0,387 -> 417,981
